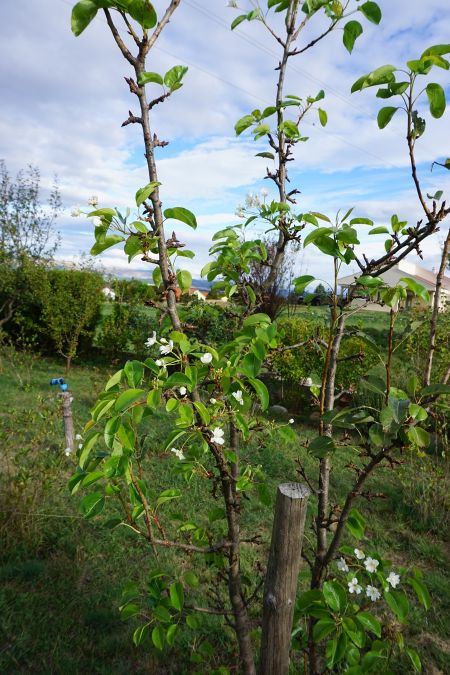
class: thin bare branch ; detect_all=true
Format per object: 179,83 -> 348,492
103,8 -> 136,66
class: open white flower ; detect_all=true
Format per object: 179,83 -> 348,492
155,359 -> 164,367
366,585 -> 381,602
159,340 -> 173,355
64,447 -> 72,457
87,195 -> 99,207
201,352 -> 213,364
171,447 -> 185,460
211,427 -> 225,445
210,398 -> 217,404
145,331 -> 157,347
337,557 -> 349,573
386,571 -> 400,588
232,390 -> 244,405
354,548 -> 365,560
179,386 -> 187,396
71,206 -> 81,217
289,418 -> 294,424
348,578 -> 362,594
364,557 -> 379,573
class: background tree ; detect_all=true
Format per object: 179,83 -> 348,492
0,161 -> 61,328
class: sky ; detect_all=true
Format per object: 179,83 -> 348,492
1,0 -> 449,284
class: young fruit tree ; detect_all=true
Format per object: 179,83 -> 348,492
69,1 -> 449,673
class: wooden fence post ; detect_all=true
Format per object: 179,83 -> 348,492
259,482 -> 311,675
60,390 -> 74,453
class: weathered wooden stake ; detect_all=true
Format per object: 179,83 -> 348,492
60,391 -> 74,452
259,482 -> 311,675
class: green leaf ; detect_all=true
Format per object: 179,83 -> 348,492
407,578 -> 431,610
420,383 -> 450,397
151,625 -> 165,651
114,388 -> 145,412
138,71 -> 164,86
356,275 -> 385,289
169,582 -> 184,611
351,65 -> 397,93
406,647 -> 422,672
255,151 -> 275,160
318,108 -> 328,126
421,44 -> 450,58
303,227 -> 334,247
235,114 -> 255,135
343,617 -> 365,649
343,20 -> 363,54
384,590 -> 409,623
124,360 -> 144,388
248,377 -> 269,411
313,618 -> 336,642
176,269 -> 192,292
323,581 -> 346,613
356,612 -> 381,638
156,488 -> 182,507
399,277 -> 430,303
79,432 -> 101,469
346,508 -> 366,539
91,235 -> 124,256
105,368 -> 123,391
231,14 -> 247,30
71,0 -> 97,36
426,82 -> 446,118
369,226 -> 389,235
358,1 -> 381,24
147,388 -> 161,409
243,313 -> 271,326
193,401 -> 211,425
293,275 -> 315,293
377,106 -> 399,129
308,435 -> 336,459
133,623 -> 150,646
127,0 -> 157,29
407,426 -> 429,448
164,206 -> 197,229
80,491 -> 105,519
184,571 -> 199,588
135,181 -> 160,207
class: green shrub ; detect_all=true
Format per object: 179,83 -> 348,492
272,316 -> 379,391
180,299 -> 241,346
404,309 -> 450,382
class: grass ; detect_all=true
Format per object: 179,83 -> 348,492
0,344 -> 449,673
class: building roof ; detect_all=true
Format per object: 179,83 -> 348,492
338,260 -> 450,293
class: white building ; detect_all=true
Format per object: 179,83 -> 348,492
338,260 -> 450,312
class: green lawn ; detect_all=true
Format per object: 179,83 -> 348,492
0,347 -> 449,673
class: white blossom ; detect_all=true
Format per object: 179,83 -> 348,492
64,447 -> 72,457
179,386 -> 187,396
145,331 -> 157,347
232,390 -> 244,405
160,338 -> 168,344
210,398 -> 217,404
354,548 -> 365,560
245,192 -> 261,208
366,585 -> 381,602
260,188 -> 269,197
211,427 -> 225,445
171,447 -> 185,460
155,359 -> 164,367
92,216 -> 101,226
289,418 -> 294,424
337,557 -> 349,573
348,578 -> 362,594
78,443 -> 83,449
364,557 -> 379,573
201,352 -> 213,364
159,340 -> 174,355
226,0 -> 238,7
235,208 -> 245,218
87,195 -> 99,207
75,434 -> 82,441
386,571 -> 400,588
71,207 -> 81,217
